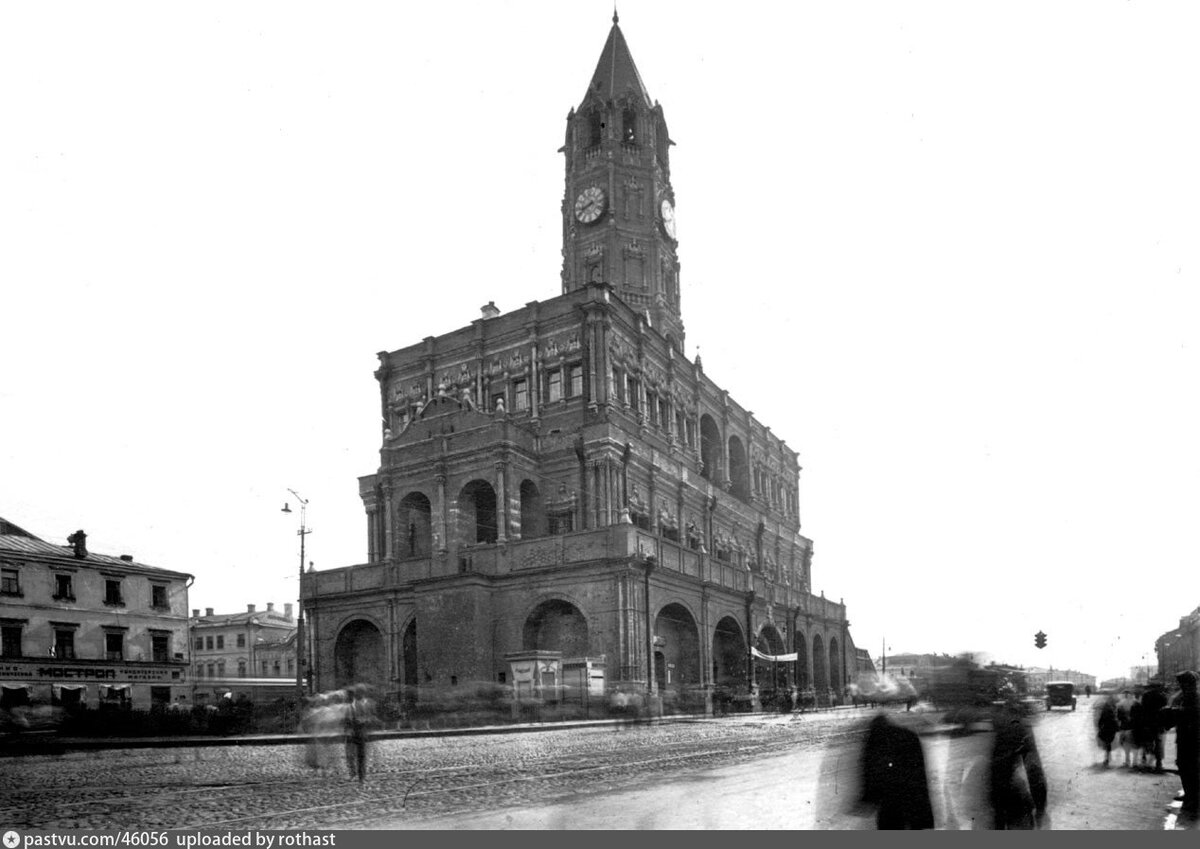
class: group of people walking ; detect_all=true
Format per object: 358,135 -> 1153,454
1094,682 -> 1170,769
298,684 -> 378,783
857,670 -> 1200,829
1094,671 -> 1200,818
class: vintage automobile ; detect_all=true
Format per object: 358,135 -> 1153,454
1045,681 -> 1078,711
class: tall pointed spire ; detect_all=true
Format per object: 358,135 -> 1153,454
582,11 -> 650,108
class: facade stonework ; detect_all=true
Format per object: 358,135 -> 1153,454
304,16 -> 857,715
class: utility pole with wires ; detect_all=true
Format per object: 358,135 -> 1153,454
282,490 -> 311,700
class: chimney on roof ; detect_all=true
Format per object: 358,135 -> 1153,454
247,604 -> 256,613
266,602 -> 275,613
67,530 -> 88,559
481,301 -> 500,319
120,554 -> 133,562
205,608 -> 214,617
192,609 -> 199,618
284,603 -> 293,621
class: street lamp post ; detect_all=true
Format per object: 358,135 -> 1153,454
282,491 -> 311,701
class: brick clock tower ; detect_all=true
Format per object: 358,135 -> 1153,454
561,12 -> 684,353
304,14 -> 856,719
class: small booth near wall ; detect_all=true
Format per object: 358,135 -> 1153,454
505,650 -> 562,719
562,657 -> 606,714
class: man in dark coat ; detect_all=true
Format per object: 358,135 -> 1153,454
1096,695 -> 1120,766
1139,682 -> 1169,772
859,712 -> 935,829
990,701 -> 1049,829
1170,671 -> 1200,817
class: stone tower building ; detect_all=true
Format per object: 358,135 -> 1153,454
303,14 -> 856,716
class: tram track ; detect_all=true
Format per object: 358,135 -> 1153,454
3,713 -> 867,830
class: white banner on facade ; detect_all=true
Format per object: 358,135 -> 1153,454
751,647 -> 798,663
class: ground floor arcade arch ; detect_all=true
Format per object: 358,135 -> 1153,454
333,619 -> 386,690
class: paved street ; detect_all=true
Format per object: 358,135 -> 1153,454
0,704 -> 1189,830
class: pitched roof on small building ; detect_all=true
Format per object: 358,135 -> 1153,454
0,516 -> 190,578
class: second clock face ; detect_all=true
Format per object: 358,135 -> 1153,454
574,186 -> 606,224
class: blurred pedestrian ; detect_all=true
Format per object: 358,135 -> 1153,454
344,684 -> 376,784
858,712 -> 935,829
1140,682 -> 1169,772
989,700 -> 1049,829
1095,694 -> 1119,767
1116,690 -> 1137,767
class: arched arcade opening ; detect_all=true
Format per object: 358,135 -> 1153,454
654,603 -> 701,713
333,619 -> 386,691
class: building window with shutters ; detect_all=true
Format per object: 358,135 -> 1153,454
1,568 -> 21,597
54,574 -> 75,601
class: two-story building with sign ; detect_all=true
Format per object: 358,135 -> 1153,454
0,518 -> 192,712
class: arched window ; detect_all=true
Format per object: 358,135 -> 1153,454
458,479 -> 498,545
700,415 -> 721,482
728,436 -> 750,500
396,491 -> 433,557
588,110 -> 603,147
622,107 -> 637,144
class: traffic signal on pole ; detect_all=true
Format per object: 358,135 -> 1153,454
1034,631 -> 1047,649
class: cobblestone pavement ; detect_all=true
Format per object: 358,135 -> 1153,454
0,711 -> 870,831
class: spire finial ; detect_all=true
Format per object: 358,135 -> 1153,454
613,5 -> 619,25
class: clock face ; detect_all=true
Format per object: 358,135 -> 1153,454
574,186 -> 606,224
660,198 -> 676,239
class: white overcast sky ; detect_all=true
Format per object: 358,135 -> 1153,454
3,2 -> 1197,683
